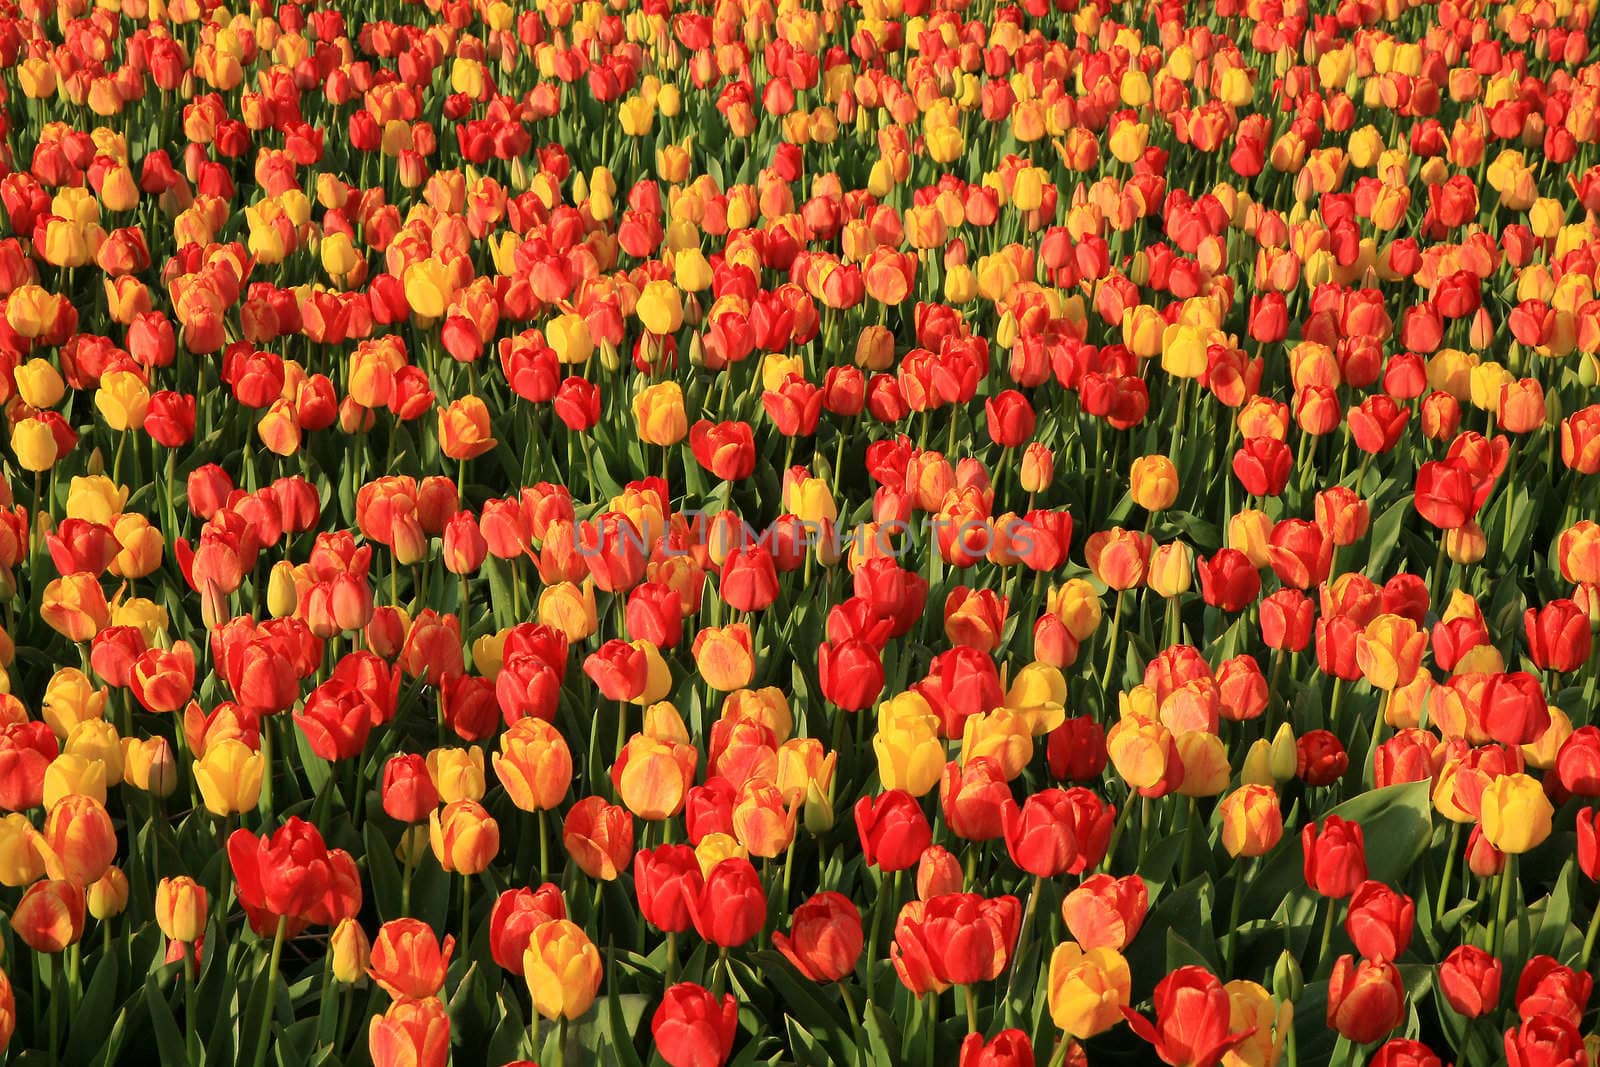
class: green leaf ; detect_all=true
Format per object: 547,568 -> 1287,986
143,970 -> 190,1067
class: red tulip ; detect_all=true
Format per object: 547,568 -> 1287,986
1327,955 -> 1406,1044
772,891 -> 862,983
854,790 -> 932,873
652,983 -> 738,1067
1302,815 -> 1367,899
1123,965 -> 1251,1067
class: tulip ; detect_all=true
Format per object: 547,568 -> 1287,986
330,919 -> 371,984
1123,965 -> 1251,1067
772,892 -> 862,983
12,880 -> 85,953
854,790 -> 932,872
1218,785 -> 1283,858
1047,941 -> 1131,1039
155,876 -> 207,943
652,983 -> 738,1067
688,858 -> 767,948
1302,816 -> 1367,899
368,918 -> 455,1001
368,997 -> 450,1067
1326,955 -> 1406,1044
1060,875 -> 1147,952
1480,773 -> 1553,854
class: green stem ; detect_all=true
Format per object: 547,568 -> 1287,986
840,982 -> 866,1067
1224,857 -> 1253,972
185,952 -> 200,1066
250,915 -> 289,1067
1316,895 -> 1338,972
1098,588 -> 1126,694
1579,897 -> 1600,972
1435,823 -> 1462,926
1489,854 -> 1515,960
1001,874 -> 1042,1024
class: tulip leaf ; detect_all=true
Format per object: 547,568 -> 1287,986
1243,781 -> 1431,921
782,1016 -> 835,1067
362,821 -> 405,922
143,970 -> 191,1067
484,990 -> 528,1065
603,982 -> 648,1067
64,951 -> 122,1065
862,999 -> 899,1067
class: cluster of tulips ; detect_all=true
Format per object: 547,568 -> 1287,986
0,0 -> 1597,1064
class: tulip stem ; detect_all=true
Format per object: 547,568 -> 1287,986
1098,589 -> 1126,695
1489,855 -> 1515,960
48,952 -> 60,1067
461,875 -> 472,954
1435,823 -> 1462,926
185,951 -> 200,1066
1315,896 -> 1338,973
1046,1036 -> 1071,1067
1101,796 -> 1134,875
553,1017 -> 567,1067
250,915 -> 288,1067
1579,899 -> 1600,972
1001,874 -> 1042,1025
259,717 -> 274,822
665,931 -> 678,986
1224,857 -> 1252,972
962,983 -> 979,1035
839,982 -> 866,1066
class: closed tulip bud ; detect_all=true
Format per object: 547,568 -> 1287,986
772,891 -> 862,983
1020,444 -> 1054,492
429,799 -> 500,874
1346,880 -> 1415,961
0,815 -> 44,888
613,736 -> 697,822
267,561 -> 298,617
15,359 -> 65,409
494,718 -> 572,813
155,876 -> 207,943
194,739 -> 264,817
1047,941 -> 1132,1039
523,918 -> 602,1021
330,918 -> 371,983
1240,739 -> 1276,786
1302,815 -> 1367,898
917,845 -> 963,899
1272,950 -> 1303,1002
123,736 -> 177,797
1147,542 -> 1194,598
39,794 -> 115,887
1480,772 -> 1553,853
1269,723 -> 1299,781
87,866 -> 128,920
1438,944 -> 1501,1018
1326,955 -> 1406,1045
368,998 -> 450,1067
1218,785 -> 1283,857
1445,521 -> 1486,564
1129,455 -> 1179,512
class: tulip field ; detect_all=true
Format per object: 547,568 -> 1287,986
4,0 -> 1600,1064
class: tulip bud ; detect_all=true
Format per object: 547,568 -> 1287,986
330,918 -> 371,984
1272,949 -> 1304,1002
267,561 -> 299,618
155,876 -> 208,943
87,866 -> 129,920
1269,724 -> 1298,782
1241,739 -> 1275,786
